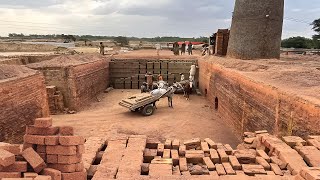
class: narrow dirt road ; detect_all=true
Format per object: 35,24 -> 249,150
52,90 -> 240,147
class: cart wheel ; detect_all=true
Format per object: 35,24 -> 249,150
141,104 -> 154,116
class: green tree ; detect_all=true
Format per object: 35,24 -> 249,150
312,18 -> 320,48
312,18 -> 320,34
281,36 -> 314,49
114,36 -> 129,46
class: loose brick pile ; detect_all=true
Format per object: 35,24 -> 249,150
0,117 -> 87,180
82,131 -> 320,179
2,123 -> 320,180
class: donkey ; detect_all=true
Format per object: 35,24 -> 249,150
151,85 -> 177,108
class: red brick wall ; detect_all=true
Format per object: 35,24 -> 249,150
199,60 -> 320,138
68,60 -> 110,111
0,73 -> 49,143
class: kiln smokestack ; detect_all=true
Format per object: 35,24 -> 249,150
227,0 -> 285,59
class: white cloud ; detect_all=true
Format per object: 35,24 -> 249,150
0,0 -> 319,38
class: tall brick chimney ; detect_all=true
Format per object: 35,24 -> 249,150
227,0 -> 285,59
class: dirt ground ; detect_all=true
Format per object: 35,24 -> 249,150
113,49 -> 201,60
52,90 -> 240,147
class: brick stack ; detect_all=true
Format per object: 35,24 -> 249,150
22,117 -> 86,180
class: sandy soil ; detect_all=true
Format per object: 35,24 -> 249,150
27,54 -> 109,68
113,49 -> 201,60
52,90 -> 240,147
203,54 -> 320,105
0,43 -> 57,52
0,64 -> 37,80
0,52 -> 55,57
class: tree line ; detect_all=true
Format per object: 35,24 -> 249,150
281,18 -> 320,49
5,33 -> 208,43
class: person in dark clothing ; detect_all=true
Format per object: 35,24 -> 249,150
173,42 -> 180,55
183,82 -> 191,100
145,72 -> 154,91
181,42 -> 186,55
99,42 -> 105,55
188,42 -> 193,55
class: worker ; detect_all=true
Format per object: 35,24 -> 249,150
183,82 -> 191,100
173,42 -> 179,55
99,42 -> 105,55
181,42 -> 186,55
202,43 -> 209,56
188,42 -> 193,55
180,73 -> 185,82
145,72 -> 154,91
158,74 -> 163,81
155,43 -> 161,56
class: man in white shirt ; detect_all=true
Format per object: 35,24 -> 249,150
155,43 -> 161,56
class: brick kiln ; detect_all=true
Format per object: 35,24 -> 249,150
0,65 -> 49,143
27,55 -> 110,111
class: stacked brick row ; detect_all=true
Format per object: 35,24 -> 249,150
0,117 -> 87,179
110,59 -> 197,89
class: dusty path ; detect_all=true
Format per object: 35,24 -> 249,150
52,90 -> 240,147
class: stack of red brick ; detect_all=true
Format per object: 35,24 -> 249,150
0,117 -> 86,180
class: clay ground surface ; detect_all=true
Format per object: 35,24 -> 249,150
52,90 -> 240,147
202,54 -> 320,105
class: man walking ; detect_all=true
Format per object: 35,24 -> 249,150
181,42 -> 186,55
99,42 -> 105,55
155,43 -> 161,56
173,42 -> 179,55
188,42 -> 193,55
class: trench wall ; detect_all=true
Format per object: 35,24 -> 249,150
199,60 -> 320,138
0,73 -> 49,143
69,60 -> 110,110
110,59 -> 198,89
29,59 -> 109,111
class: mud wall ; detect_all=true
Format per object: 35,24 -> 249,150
199,60 -> 320,138
0,73 -> 49,143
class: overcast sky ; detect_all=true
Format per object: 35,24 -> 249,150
0,0 -> 319,39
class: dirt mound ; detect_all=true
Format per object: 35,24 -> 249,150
0,64 -> 37,80
28,54 -> 109,68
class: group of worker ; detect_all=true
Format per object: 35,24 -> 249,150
172,42 -> 193,56
100,41 -> 194,56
